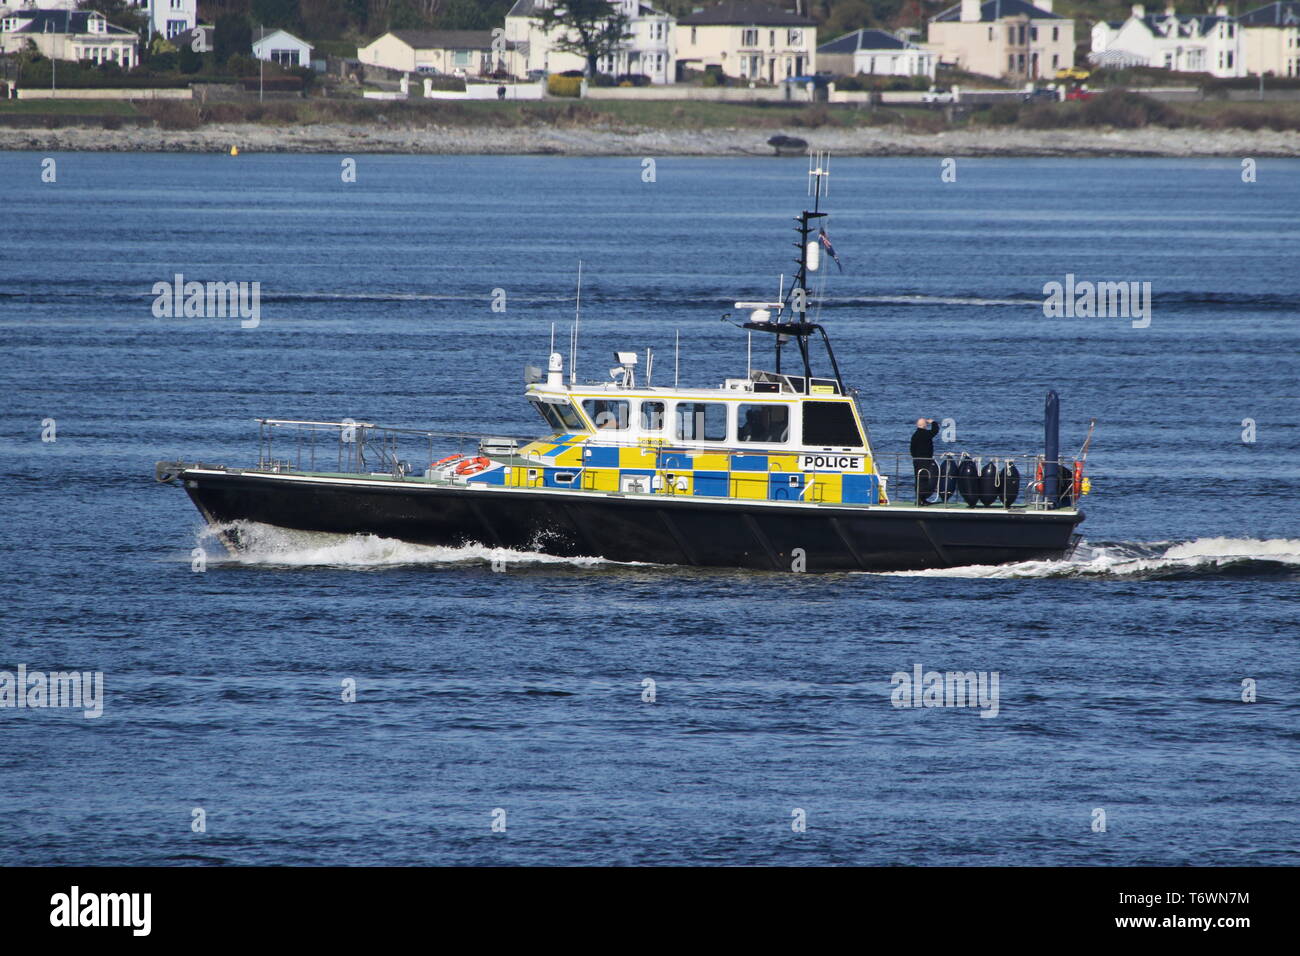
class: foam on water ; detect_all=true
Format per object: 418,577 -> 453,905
190,523 -> 1300,580
873,537 -> 1300,580
194,521 -> 612,569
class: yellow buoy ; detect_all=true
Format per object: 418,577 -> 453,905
229,145 -> 239,156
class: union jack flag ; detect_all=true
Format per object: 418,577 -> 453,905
818,228 -> 843,272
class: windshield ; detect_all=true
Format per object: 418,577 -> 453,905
529,399 -> 564,431
529,398 -> 588,432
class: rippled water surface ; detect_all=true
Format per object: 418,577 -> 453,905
2,153 -> 1298,865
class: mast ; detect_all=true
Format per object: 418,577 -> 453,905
784,152 -> 829,390
741,152 -> 846,394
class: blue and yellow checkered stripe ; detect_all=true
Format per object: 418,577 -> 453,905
498,444 -> 881,504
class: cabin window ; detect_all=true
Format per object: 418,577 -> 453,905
582,398 -> 629,430
529,399 -> 564,431
641,400 -> 665,431
533,400 -> 585,431
737,404 -> 789,443
532,398 -> 587,432
675,402 -> 727,442
557,403 -> 584,430
802,401 -> 863,448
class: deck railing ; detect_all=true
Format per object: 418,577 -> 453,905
253,419 -> 532,478
878,452 -> 1087,510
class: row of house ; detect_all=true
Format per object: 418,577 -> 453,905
0,1 -> 314,72
355,0 -> 1300,86
935,0 -> 1294,81
358,1 -> 824,86
1093,2 -> 1300,78
3,0 -> 1298,86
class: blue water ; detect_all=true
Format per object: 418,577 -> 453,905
2,153 -> 1298,865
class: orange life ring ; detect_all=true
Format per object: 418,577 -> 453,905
431,454 -> 463,469
1034,460 -> 1044,494
1072,461 -> 1083,500
454,456 -> 492,477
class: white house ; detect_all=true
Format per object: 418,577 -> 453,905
817,28 -> 936,79
253,27 -> 313,69
505,0 -> 675,83
676,1 -> 817,83
357,30 -> 519,76
1239,2 -> 1300,77
1090,4 -> 1245,77
927,0 -> 1074,81
133,0 -> 197,40
0,9 -> 138,67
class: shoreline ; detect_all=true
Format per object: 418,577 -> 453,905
2,123 -> 1298,156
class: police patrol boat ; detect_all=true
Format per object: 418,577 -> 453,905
156,157 -> 1088,572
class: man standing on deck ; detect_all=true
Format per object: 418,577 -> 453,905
910,417 -> 940,505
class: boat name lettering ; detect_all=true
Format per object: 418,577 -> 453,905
799,454 -> 861,471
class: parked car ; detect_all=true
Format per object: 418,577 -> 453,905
1020,87 -> 1059,103
1055,66 -> 1090,82
921,88 -> 955,104
1065,87 -> 1093,101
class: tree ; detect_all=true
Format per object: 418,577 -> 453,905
251,0 -> 300,30
178,43 -> 203,73
537,0 -> 632,78
214,13 -> 252,65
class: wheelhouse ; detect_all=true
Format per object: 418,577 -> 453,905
524,374 -> 870,457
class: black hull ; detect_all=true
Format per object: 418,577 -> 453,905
172,468 -> 1084,573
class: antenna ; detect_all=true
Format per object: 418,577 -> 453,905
569,260 -> 582,386
781,152 -> 831,390
808,149 -> 829,202
549,321 -> 555,355
646,348 -> 653,387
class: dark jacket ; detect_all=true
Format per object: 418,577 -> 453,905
910,421 -> 939,462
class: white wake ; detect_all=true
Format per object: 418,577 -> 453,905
187,524 -> 1298,579
193,521 -> 611,569
873,537 -> 1300,579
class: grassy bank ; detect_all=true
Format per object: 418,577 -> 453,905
975,92 -> 1300,132
2,93 -> 1299,135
